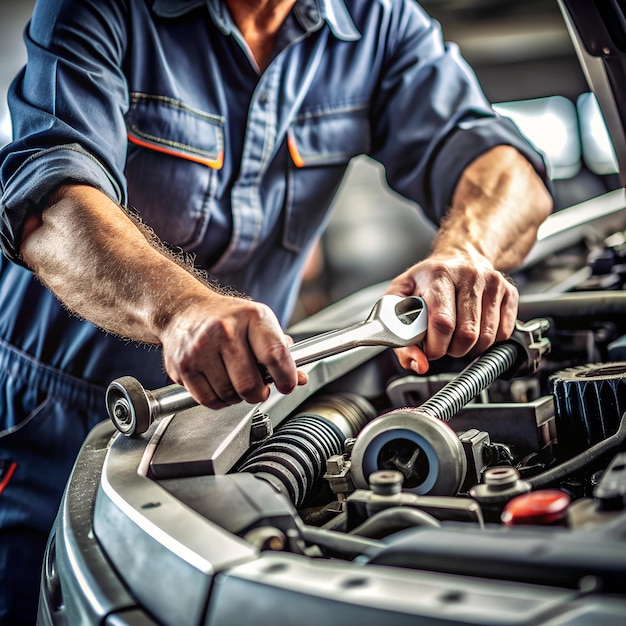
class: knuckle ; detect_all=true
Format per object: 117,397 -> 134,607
207,317 -> 235,345
449,324 -> 479,356
430,312 -> 455,338
262,340 -> 291,368
189,386 -> 216,408
480,322 -> 498,342
177,355 -> 196,377
218,386 -> 241,405
246,300 -> 272,324
235,375 -> 261,400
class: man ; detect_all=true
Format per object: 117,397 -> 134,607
0,0 -> 552,622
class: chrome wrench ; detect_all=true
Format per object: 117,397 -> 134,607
106,294 -> 428,436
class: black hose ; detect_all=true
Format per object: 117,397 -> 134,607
528,411 -> 626,490
349,507 -> 440,539
237,415 -> 343,507
295,520 -> 383,559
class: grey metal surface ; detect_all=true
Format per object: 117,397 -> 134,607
94,421 -> 259,626
204,552 -> 576,626
36,421 -> 142,626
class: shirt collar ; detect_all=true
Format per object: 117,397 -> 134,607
148,0 -> 360,41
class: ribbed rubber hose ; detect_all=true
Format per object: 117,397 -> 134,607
236,415 -> 344,507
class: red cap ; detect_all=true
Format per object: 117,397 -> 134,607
501,490 -> 571,526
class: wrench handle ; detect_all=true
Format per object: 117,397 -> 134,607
107,295 -> 428,435
257,323 -> 370,383
288,321 -> 382,366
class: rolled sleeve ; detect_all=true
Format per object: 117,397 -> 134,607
428,115 -> 549,222
369,2 -> 549,224
1,144 -> 123,262
0,0 -> 130,263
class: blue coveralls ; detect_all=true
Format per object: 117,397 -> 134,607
0,0 -> 547,622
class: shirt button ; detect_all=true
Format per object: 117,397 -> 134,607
258,93 -> 269,106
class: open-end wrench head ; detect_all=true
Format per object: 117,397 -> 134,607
367,295 -> 428,346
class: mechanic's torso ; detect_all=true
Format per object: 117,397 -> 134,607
122,0 -> 373,290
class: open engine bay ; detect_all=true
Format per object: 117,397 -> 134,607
42,188 -> 626,625
39,1 -> 626,624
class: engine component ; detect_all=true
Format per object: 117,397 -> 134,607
528,410 -> 626,490
458,428 -> 491,492
236,414 -> 343,507
105,294 -> 427,436
388,376 -> 557,456
345,477 -> 484,529
236,394 -> 375,507
567,452 -> 626,528
250,411 -> 273,445
501,490 -> 571,526
469,466 -> 532,522
350,408 -> 467,495
323,454 -> 353,499
417,318 -> 550,424
594,451 -> 626,510
159,472 -> 299,539
350,319 -> 551,495
551,362 -> 626,456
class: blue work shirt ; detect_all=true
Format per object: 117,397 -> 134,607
0,0 -> 547,393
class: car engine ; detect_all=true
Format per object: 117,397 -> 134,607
40,193 -> 626,626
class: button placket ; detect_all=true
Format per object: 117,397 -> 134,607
211,61 -> 282,272
212,28 -> 330,273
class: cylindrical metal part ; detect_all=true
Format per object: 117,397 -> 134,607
105,376 -> 198,435
150,384 -> 199,416
350,341 -> 527,496
350,408 -> 467,496
469,466 -> 531,523
418,343 -> 519,422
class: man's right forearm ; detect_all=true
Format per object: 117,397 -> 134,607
21,184 -> 212,343
20,184 -> 301,407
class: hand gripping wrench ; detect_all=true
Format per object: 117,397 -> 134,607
106,294 -> 428,436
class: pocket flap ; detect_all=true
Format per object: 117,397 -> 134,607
288,105 -> 370,168
127,93 -> 224,169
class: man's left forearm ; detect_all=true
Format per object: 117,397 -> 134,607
434,145 -> 553,270
387,145 -> 552,371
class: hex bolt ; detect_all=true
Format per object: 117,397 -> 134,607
369,470 -> 404,496
250,412 -> 273,445
469,466 -> 532,523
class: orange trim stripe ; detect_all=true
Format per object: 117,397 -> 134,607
0,461 -> 17,495
127,134 -> 223,169
288,133 -> 305,168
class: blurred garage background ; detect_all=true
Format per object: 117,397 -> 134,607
0,0 -> 619,322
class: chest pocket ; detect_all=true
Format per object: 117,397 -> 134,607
125,93 -> 224,250
283,104 -> 371,253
